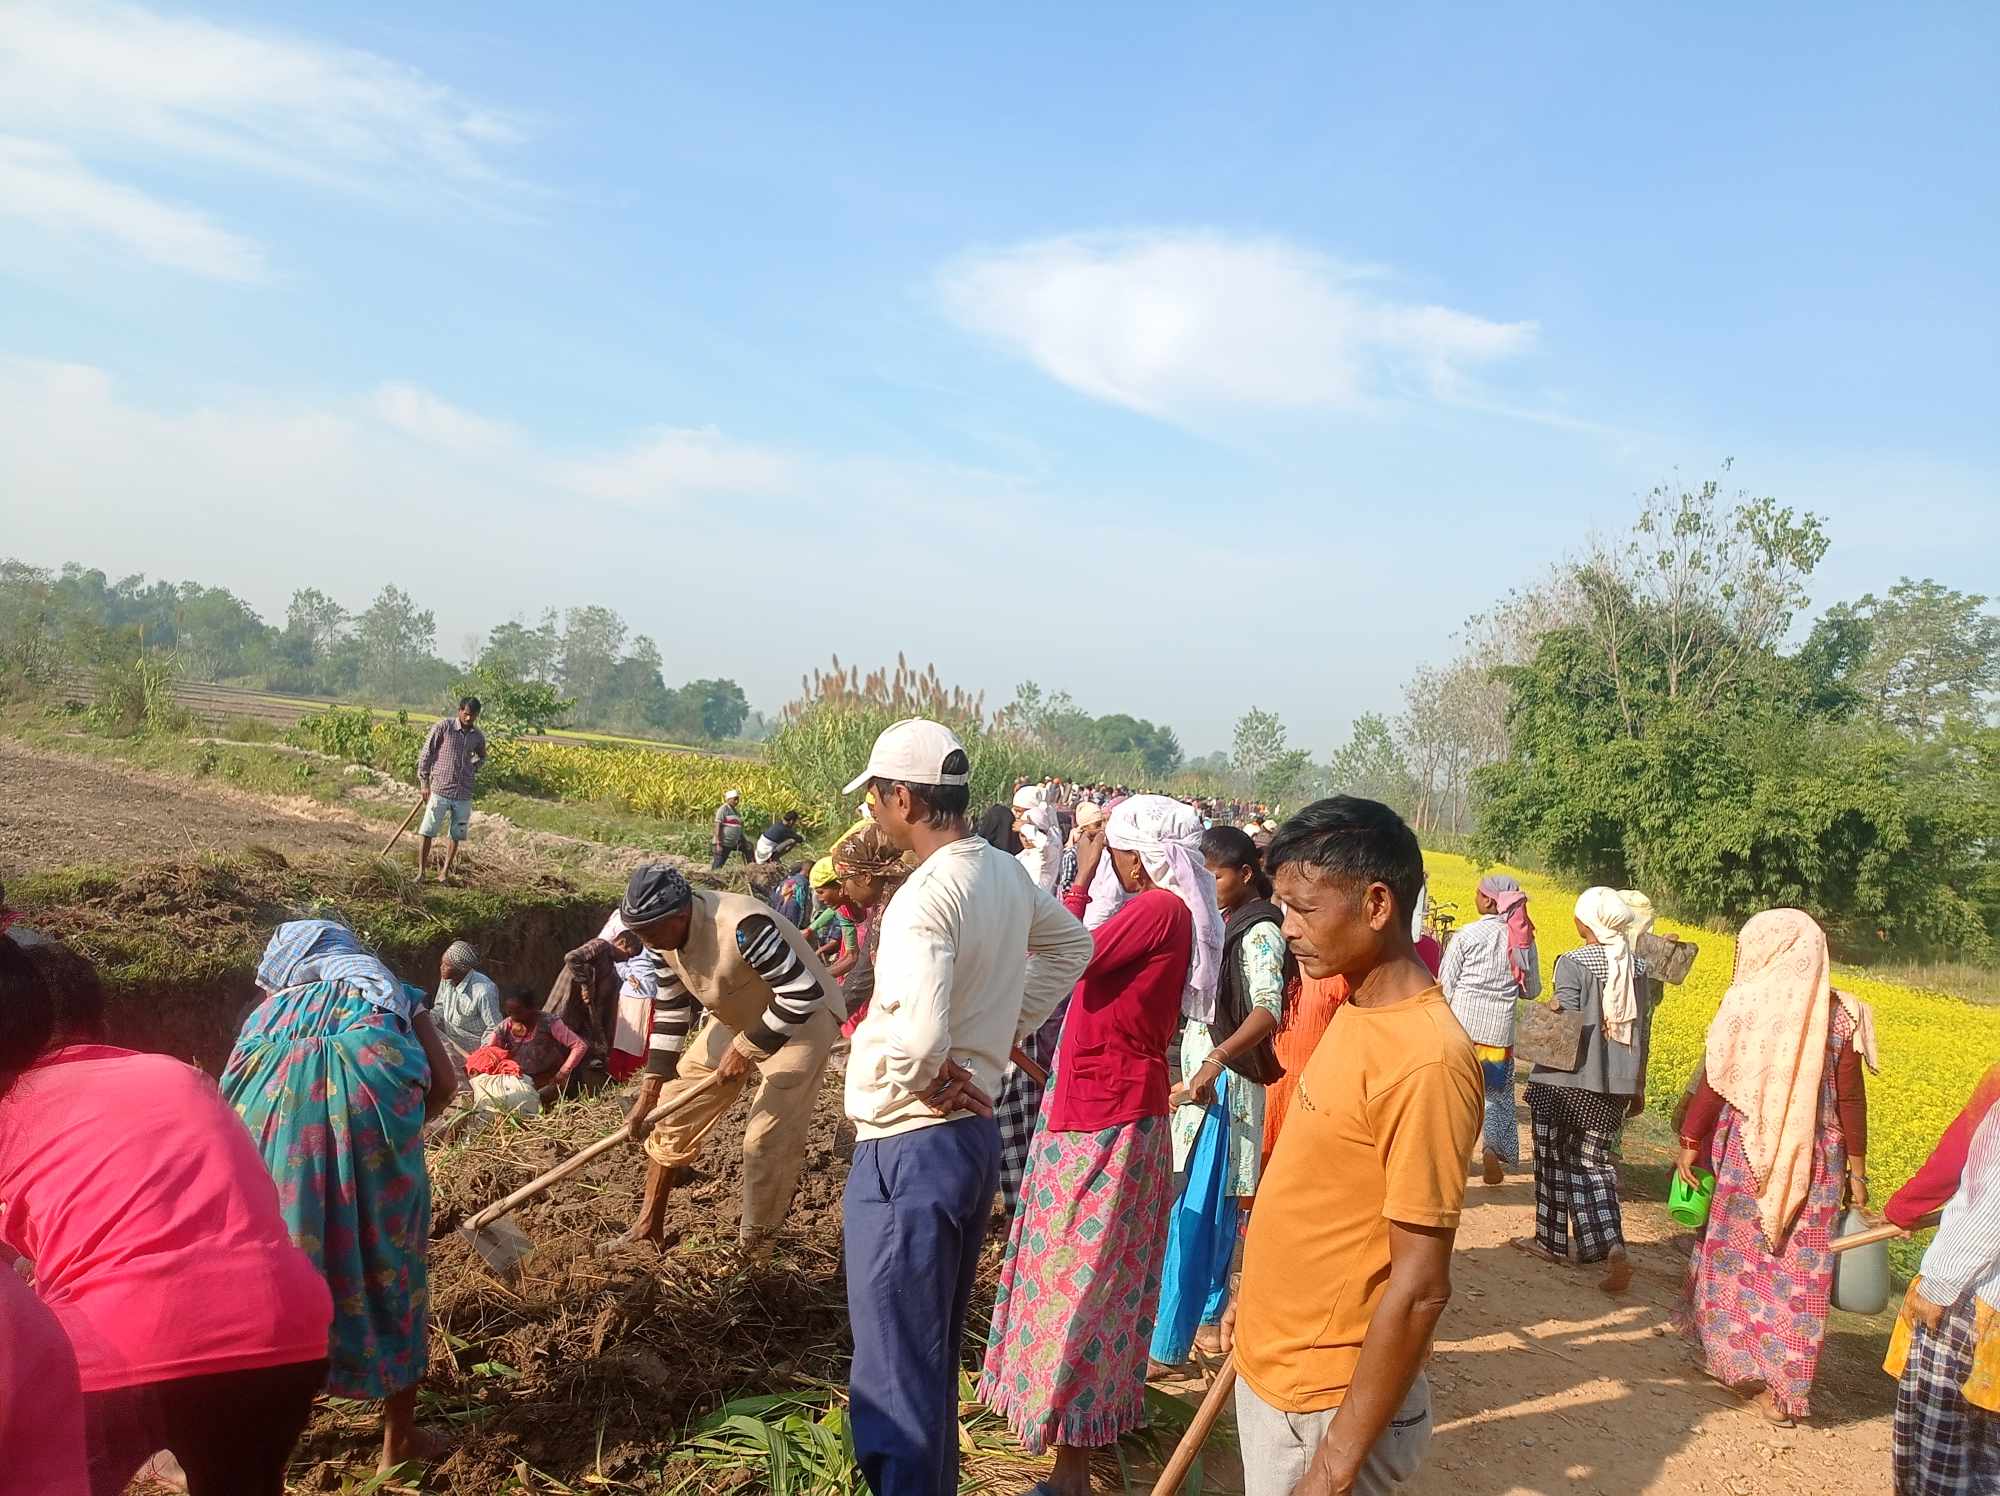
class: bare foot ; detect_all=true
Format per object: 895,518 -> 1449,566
1482,1149 -> 1506,1185
1147,1358 -> 1188,1381
379,1426 -> 445,1474
1510,1236 -> 1567,1266
1599,1250 -> 1633,1294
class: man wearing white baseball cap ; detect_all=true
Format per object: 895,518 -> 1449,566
839,719 -> 1092,1496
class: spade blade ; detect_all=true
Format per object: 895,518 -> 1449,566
462,1215 -> 535,1278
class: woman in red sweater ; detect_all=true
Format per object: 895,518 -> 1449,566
978,795 -> 1217,1496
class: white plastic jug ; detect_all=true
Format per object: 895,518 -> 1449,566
1832,1206 -> 1891,1315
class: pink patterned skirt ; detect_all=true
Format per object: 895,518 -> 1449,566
1674,1101 -> 1843,1418
978,1114 -> 1173,1453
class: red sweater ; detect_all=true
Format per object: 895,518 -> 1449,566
1045,886 -> 1193,1133
1884,1064 -> 2000,1230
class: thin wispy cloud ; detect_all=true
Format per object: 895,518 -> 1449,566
0,0 -> 531,277
936,229 -> 1535,424
563,428 -> 798,505
0,135 -> 266,281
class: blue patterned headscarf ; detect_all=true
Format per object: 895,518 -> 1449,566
256,919 -> 410,1016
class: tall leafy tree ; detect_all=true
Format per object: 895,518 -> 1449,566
1834,578 -> 1999,738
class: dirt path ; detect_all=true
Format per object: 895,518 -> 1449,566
0,736 -> 383,871
1406,1175 -> 1893,1496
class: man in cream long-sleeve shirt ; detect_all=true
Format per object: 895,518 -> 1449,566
839,720 -> 1092,1496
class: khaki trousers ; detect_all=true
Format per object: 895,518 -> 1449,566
643,1006 -> 837,1240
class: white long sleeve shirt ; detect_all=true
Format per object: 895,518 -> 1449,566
845,835 -> 1093,1142
1918,1105 -> 2000,1313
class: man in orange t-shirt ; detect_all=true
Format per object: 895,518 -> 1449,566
1221,797 -> 1480,1496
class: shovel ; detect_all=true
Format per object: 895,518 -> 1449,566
458,1074 -> 723,1275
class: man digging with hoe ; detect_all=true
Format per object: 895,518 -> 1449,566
610,862 -> 843,1257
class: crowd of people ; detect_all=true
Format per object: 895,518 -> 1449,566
2,719 -> 1998,1496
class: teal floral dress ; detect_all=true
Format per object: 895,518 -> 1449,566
222,929 -> 432,1400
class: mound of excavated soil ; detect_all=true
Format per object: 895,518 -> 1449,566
292,1067 -> 870,1492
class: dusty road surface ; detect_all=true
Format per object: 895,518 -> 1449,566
0,736 -> 382,871
1405,1173 -> 1893,1496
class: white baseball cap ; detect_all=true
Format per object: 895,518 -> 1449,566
842,718 -> 972,795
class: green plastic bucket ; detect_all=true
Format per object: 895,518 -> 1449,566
1668,1168 -> 1716,1229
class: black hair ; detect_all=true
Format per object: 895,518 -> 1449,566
872,749 -> 972,828
783,809 -> 801,824
0,937 -> 55,1104
1262,797 -> 1423,921
458,696 -> 482,715
1200,825 -> 1273,901
503,985 -> 539,1014
24,941 -> 107,1044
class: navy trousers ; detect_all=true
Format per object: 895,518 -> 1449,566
844,1115 -> 1000,1496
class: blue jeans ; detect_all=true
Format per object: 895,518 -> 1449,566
844,1116 -> 999,1496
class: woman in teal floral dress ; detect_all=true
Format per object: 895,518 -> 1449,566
222,920 -> 457,1472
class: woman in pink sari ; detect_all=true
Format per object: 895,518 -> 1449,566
1673,908 -> 1874,1425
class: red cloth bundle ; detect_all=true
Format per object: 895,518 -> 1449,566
465,1045 -> 522,1077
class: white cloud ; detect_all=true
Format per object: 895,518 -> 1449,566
372,382 -> 515,455
936,229 -> 1535,422
563,428 -> 798,504
0,135 -> 266,280
0,0 -> 526,197
0,1 -> 530,278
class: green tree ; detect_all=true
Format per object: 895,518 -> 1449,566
1837,578 -> 1999,738
1327,712 -> 1415,813
353,585 -> 436,699
1230,708 -> 1288,790
480,610 -> 561,685
454,662 -> 574,736
558,605 -> 628,720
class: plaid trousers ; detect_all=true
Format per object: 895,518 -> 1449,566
1526,1083 -> 1625,1263
993,998 -> 1070,1219
1895,1300 -> 2000,1496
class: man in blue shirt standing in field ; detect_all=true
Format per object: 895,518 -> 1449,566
416,696 -> 487,884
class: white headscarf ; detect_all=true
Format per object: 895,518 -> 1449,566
1012,785 -> 1062,891
1576,886 -> 1639,1046
1106,794 -> 1224,1023
1618,889 -> 1656,938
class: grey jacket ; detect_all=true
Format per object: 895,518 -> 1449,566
1526,944 -> 1657,1097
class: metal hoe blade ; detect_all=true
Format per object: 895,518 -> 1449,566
461,1214 -> 536,1277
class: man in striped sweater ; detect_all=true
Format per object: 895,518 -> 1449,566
611,862 -> 842,1255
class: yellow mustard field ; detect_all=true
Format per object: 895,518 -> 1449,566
501,742 -> 814,828
1423,850 -> 2000,1207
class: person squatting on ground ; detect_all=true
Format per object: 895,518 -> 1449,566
1,938 -> 335,1495
1675,907 -> 1874,1426
415,696 -> 486,884
979,796 -> 1212,1495
1221,796 -> 1481,1496
1441,873 -> 1539,1184
222,919 -> 458,1473
1147,824 -> 1291,1376
615,862 -> 842,1256
429,938 -> 503,1086
838,719 -> 1093,1496
1516,886 -> 1649,1295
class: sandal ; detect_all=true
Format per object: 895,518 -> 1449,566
1510,1237 -> 1567,1266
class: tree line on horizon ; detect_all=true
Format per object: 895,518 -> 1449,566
0,561 -> 759,744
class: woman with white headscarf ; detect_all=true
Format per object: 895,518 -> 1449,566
1012,785 -> 1063,893
1516,887 -> 1649,1295
979,796 -> 1212,1496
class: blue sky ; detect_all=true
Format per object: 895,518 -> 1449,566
3,2 -> 1994,754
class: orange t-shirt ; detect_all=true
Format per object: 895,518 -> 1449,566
1234,984 -> 1481,1413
